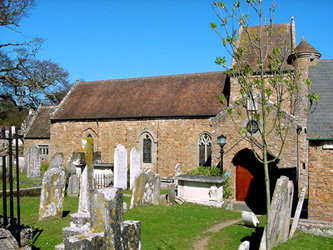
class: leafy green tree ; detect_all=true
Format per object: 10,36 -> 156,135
0,0 -> 70,114
211,1 -> 318,249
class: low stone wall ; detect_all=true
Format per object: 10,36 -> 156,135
0,187 -> 41,197
297,219 -> 333,237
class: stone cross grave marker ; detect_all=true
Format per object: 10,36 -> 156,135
58,188 -> 141,250
25,145 -> 40,177
114,144 -> 128,190
130,147 -> 140,190
78,135 -> 94,214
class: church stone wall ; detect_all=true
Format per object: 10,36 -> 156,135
210,103 -> 308,199
50,118 -> 212,177
308,141 -> 333,222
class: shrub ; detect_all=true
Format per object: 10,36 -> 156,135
187,166 -> 233,199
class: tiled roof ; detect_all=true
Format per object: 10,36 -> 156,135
307,60 -> 333,140
234,23 -> 295,71
294,39 -> 321,56
25,106 -> 56,139
51,72 -> 226,120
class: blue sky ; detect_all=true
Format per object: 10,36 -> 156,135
2,0 -> 333,83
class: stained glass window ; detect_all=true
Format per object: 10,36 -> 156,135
143,134 -> 152,163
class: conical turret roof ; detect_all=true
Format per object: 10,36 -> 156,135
294,36 -> 321,59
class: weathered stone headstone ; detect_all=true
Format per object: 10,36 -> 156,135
25,145 -> 40,177
48,152 -> 64,171
167,183 -> 176,205
289,186 -> 307,238
130,168 -> 160,209
60,188 -> 141,250
174,163 -> 181,187
175,163 -> 182,176
38,167 -> 66,221
67,175 -> 80,197
114,144 -> 128,190
260,176 -> 294,249
0,229 -> 19,250
67,152 -> 79,175
78,136 -> 94,214
130,147 -> 140,190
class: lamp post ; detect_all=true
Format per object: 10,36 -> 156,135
296,126 -> 302,184
217,134 -> 227,176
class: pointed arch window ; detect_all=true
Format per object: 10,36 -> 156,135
143,134 -> 152,163
198,133 -> 212,166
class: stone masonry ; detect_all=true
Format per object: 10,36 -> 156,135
308,141 -> 333,222
50,118 -> 212,177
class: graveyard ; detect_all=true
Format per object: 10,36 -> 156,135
1,140 -> 332,249
0,191 -> 331,249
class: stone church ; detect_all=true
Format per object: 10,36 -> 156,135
24,18 -> 332,221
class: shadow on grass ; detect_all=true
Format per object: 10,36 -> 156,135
31,227 -> 43,250
156,239 -> 176,250
62,210 -> 70,218
241,226 -> 264,250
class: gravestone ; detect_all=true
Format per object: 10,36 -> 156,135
25,145 -> 40,177
130,147 -> 140,190
67,175 -> 80,197
260,176 -> 294,249
78,136 -> 94,214
114,144 -> 127,190
48,152 -> 64,171
130,168 -> 160,209
38,167 -> 66,221
59,188 -> 141,249
175,163 -> 181,176
167,183 -> 176,205
0,229 -> 19,250
174,163 -> 181,187
289,186 -> 307,238
67,152 -> 80,175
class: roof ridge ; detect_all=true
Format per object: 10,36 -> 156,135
78,71 -> 224,84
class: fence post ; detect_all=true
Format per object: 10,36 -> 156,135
1,127 -> 8,228
8,128 -> 14,224
15,127 -> 20,225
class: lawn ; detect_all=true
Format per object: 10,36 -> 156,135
0,166 -> 42,189
0,193 -> 331,249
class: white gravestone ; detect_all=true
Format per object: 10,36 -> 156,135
114,144 -> 128,190
26,145 -> 40,178
130,148 -> 141,190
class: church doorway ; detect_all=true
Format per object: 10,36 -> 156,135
236,165 -> 253,201
232,148 -> 267,214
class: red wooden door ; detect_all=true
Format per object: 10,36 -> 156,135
236,165 -> 253,201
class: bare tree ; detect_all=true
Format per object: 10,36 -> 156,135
211,1 -> 318,249
0,0 -> 70,112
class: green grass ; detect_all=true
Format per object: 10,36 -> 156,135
124,200 -> 240,249
1,166 -> 42,190
1,194 -> 331,250
0,196 -> 78,249
275,231 -> 332,250
208,215 -> 332,250
208,215 -> 266,249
